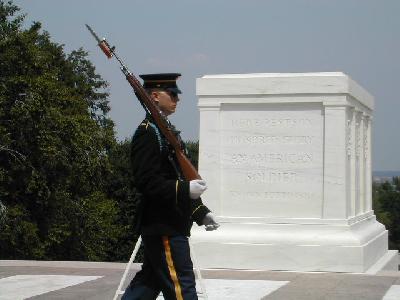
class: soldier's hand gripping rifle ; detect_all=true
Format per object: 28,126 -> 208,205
86,24 -> 200,181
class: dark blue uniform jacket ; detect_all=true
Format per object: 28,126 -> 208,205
131,117 -> 210,237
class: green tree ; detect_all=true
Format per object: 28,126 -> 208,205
104,138 -> 141,261
0,0 -> 119,260
185,140 -> 199,169
373,177 -> 400,250
0,200 -> 7,227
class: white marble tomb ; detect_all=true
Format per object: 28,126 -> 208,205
191,72 -> 398,273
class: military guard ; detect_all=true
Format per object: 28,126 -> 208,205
122,73 -> 219,300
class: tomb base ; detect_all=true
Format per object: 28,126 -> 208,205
191,213 -> 398,273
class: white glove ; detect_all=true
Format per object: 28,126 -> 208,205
202,212 -> 220,231
189,179 -> 207,199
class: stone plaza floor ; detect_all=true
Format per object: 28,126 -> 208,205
1,260 -> 400,300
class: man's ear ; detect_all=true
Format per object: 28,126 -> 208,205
151,91 -> 159,103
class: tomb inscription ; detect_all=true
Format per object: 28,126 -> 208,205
220,104 -> 323,217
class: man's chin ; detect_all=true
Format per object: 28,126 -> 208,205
164,110 -> 174,116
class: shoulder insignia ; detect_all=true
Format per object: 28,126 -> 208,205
139,121 -> 150,129
135,120 -> 164,152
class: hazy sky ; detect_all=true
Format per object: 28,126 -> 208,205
13,0 -> 400,171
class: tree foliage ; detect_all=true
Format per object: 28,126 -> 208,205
0,0 -> 120,260
104,138 -> 141,261
185,140 -> 199,169
373,177 -> 400,250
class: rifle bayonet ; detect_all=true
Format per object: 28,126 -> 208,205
85,24 -> 113,58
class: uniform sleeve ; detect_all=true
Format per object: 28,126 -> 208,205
180,140 -> 211,224
174,181 -> 210,225
190,198 -> 211,226
131,126 -> 189,208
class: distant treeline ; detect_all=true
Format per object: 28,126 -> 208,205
373,178 -> 400,250
373,171 -> 400,178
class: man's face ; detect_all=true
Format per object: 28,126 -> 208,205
152,90 -> 180,116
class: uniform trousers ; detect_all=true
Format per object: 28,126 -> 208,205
122,235 -> 198,300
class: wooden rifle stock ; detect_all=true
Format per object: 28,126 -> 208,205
175,150 -> 201,181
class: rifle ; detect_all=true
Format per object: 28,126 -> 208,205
85,24 -> 200,181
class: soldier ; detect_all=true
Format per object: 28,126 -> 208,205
122,73 -> 219,300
